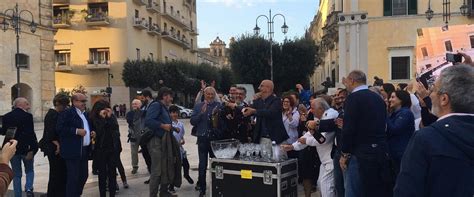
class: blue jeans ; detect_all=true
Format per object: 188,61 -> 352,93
344,155 -> 362,197
197,137 -> 214,193
11,155 -> 34,197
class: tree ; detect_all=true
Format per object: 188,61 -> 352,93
229,35 -> 318,94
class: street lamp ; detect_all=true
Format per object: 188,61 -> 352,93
1,3 -> 37,99
106,68 -> 114,100
425,0 -> 434,20
253,9 -> 288,81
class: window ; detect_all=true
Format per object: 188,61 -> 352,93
148,17 -> 152,27
89,48 -> 110,64
135,10 -> 139,18
391,56 -> 410,80
470,35 -> 474,49
417,29 -> 423,37
149,53 -> 153,60
136,48 -> 140,60
164,22 -> 167,31
384,0 -> 417,16
55,50 -> 71,66
88,3 -> 108,17
16,53 -> 29,69
421,47 -> 428,58
218,49 -> 222,57
53,5 -> 71,24
445,40 -> 453,52
191,38 -> 194,49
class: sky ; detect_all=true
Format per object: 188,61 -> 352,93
196,0 -> 320,48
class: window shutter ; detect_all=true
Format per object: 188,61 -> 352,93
408,0 -> 417,15
384,0 -> 392,16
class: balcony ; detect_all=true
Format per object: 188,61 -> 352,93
55,62 -> 72,72
146,2 -> 161,14
53,0 -> 69,4
133,0 -> 147,6
147,24 -> 161,36
161,31 -> 191,49
133,18 -> 148,30
161,10 -> 188,29
321,11 -> 340,50
190,28 -> 199,36
85,13 -> 110,26
53,16 -> 71,28
86,60 -> 110,70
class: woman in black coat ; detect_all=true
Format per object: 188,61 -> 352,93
40,94 -> 69,197
90,100 -> 121,197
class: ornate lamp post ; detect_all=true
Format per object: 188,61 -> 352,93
1,3 -> 37,98
426,0 -> 470,26
253,9 -> 288,81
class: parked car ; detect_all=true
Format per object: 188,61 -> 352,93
176,105 -> 193,118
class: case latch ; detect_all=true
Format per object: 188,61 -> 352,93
215,165 -> 224,179
263,170 -> 273,185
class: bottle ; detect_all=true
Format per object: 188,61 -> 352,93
271,141 -> 279,161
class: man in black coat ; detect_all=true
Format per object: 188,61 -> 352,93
243,80 -> 289,158
338,70 -> 392,197
394,64 -> 474,197
1,97 -> 38,197
56,93 -> 96,197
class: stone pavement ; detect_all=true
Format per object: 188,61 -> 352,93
4,119 -> 320,197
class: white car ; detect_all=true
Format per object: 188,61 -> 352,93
176,105 -> 193,118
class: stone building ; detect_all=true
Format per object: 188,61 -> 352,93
0,0 -> 55,121
308,0 -> 473,91
53,0 -> 199,108
197,36 -> 232,68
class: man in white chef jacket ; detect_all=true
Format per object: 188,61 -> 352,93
282,97 -> 339,197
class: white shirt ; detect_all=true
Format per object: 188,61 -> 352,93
76,108 -> 91,146
292,108 -> 339,165
283,108 -> 300,144
436,113 -> 474,121
352,85 -> 369,93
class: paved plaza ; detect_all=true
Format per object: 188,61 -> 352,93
4,118 -> 319,197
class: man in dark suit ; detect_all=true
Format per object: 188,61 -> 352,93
243,80 -> 289,159
1,97 -> 38,197
338,70 -> 392,197
394,65 -> 474,197
56,93 -> 96,197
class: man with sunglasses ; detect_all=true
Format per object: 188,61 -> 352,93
57,93 -> 96,197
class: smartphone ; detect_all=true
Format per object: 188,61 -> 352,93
2,127 -> 17,146
416,72 -> 430,90
446,53 -> 463,63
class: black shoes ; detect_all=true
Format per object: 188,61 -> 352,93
185,175 -> 194,184
159,191 -> 177,197
194,185 -> 200,191
131,168 -> 138,174
144,179 -> 150,184
26,190 -> 34,197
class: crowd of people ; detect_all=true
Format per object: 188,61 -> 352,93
0,61 -> 472,197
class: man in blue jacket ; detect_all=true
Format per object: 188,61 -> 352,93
144,87 -> 175,197
190,86 -> 221,197
1,98 -> 38,197
394,64 -> 474,197
56,93 -> 95,197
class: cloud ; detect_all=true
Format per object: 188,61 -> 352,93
202,0 -> 280,8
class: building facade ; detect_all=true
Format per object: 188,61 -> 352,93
0,0 -> 56,121
197,36 -> 231,68
53,0 -> 199,107
308,0 -> 473,91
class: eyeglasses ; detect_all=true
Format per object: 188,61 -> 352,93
76,100 -> 88,103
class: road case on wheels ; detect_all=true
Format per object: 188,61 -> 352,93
210,158 -> 298,197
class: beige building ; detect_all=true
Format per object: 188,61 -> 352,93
197,36 -> 232,68
0,0 -> 55,121
308,0 -> 473,91
53,0 -> 199,106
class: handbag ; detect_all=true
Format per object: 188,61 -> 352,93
139,127 -> 154,146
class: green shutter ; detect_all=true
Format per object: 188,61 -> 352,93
408,0 -> 418,15
384,0 -> 392,16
